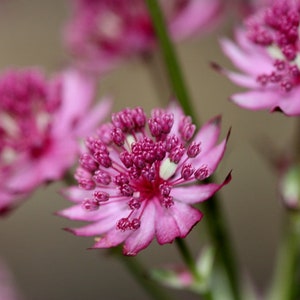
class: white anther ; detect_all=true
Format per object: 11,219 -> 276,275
159,157 -> 177,180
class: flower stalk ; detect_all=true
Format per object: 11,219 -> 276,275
268,212 -> 300,300
145,0 -> 240,299
110,247 -> 171,300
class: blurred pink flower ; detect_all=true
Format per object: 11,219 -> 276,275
0,68 -> 111,215
59,103 -> 231,255
64,0 -> 224,73
0,259 -> 22,300
219,0 -> 300,116
235,0 -> 271,17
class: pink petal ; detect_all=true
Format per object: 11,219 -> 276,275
193,115 -> 221,155
52,69 -> 95,135
194,134 -> 229,175
154,200 -> 181,244
59,201 -> 129,222
75,97 -> 112,137
60,187 -> 93,203
170,0 -> 224,39
123,201 -> 156,256
66,214 -> 120,236
93,227 -> 131,249
220,38 -> 272,75
212,63 -> 260,88
169,202 -> 203,238
173,172 -> 232,204
231,89 -> 281,110
275,87 -> 300,116
166,101 -> 184,135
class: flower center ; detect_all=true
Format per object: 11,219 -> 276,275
78,107 -> 204,232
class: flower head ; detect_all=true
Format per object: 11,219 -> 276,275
219,0 -> 300,116
64,0 -> 224,73
0,68 -> 111,215
59,103 -> 230,255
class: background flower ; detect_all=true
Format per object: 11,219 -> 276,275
219,0 -> 300,116
63,0 -> 225,73
59,103 -> 230,255
0,68 -> 111,215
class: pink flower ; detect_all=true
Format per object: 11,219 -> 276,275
59,103 -> 231,255
64,0 -> 224,73
0,259 -> 22,300
219,0 -> 300,116
0,68 -> 111,215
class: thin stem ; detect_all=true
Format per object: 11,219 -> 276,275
175,238 -> 201,281
144,0 -> 197,122
268,213 -> 300,300
175,238 -> 213,300
111,247 -> 172,300
145,1 -> 240,299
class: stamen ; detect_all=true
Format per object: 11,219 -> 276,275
82,198 -> 99,211
194,165 -> 209,180
159,157 -> 177,180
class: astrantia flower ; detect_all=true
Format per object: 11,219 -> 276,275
0,259 -> 22,300
64,0 -> 224,73
220,0 -> 300,116
0,68 -> 111,214
59,104 -> 230,255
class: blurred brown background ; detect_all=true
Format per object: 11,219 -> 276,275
0,1 -> 295,299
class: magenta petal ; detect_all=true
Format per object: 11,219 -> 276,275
223,70 -> 260,88
220,38 -> 272,75
231,89 -> 281,110
167,102 -> 184,135
170,0 -> 223,39
154,201 -> 180,244
173,172 -> 232,204
194,136 -> 228,176
75,97 -> 112,137
53,69 -> 94,135
169,202 -> 203,238
123,202 -> 156,256
93,228 -> 131,249
193,115 -> 221,154
61,187 -> 93,203
67,215 -> 120,236
275,87 -> 300,116
58,204 -> 101,221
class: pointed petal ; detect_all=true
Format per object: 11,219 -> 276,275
212,63 -> 260,88
275,88 -> 300,116
173,172 -> 232,204
220,38 -> 272,75
66,214 -> 120,236
123,201 -> 156,256
166,102 -> 184,135
194,134 -> 229,176
231,89 -> 280,110
75,97 -> 112,137
154,201 -> 180,244
170,0 -> 224,39
169,202 -> 203,238
52,69 -> 95,135
61,187 -> 93,203
93,227 -> 131,249
193,115 -> 221,155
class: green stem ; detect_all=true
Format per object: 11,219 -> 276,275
111,247 -> 172,300
202,194 -> 240,300
144,0 -> 196,122
268,213 -> 300,300
175,238 -> 201,282
145,1 -> 240,299
175,238 -> 213,300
